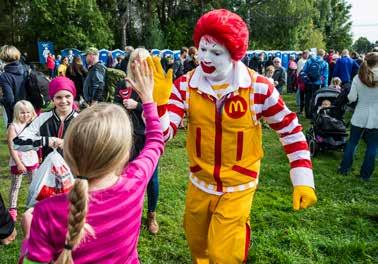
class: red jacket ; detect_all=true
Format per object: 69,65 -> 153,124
46,56 -> 55,70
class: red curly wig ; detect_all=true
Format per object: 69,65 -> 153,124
193,9 -> 249,61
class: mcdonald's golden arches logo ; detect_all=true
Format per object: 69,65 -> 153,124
225,96 -> 248,119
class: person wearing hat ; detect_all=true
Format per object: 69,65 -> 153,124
149,9 -> 317,263
14,76 -> 78,161
83,47 -> 106,105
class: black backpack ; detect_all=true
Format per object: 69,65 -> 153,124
25,70 -> 50,108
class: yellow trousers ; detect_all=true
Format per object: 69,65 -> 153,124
183,182 -> 256,264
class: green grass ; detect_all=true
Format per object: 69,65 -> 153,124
0,95 -> 377,263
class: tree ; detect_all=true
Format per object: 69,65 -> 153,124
0,0 -> 356,57
298,22 -> 326,50
144,14 -> 167,49
247,0 -> 316,50
314,0 -> 353,51
352,37 -> 373,54
27,0 -> 114,51
96,0 -> 134,48
0,0 -> 30,52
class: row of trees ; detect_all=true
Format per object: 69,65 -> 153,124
0,0 -> 358,58
352,37 -> 378,55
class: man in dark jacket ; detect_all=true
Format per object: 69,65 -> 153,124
272,57 -> 287,94
83,47 -> 106,105
183,46 -> 199,73
0,45 -> 28,125
173,47 -> 188,80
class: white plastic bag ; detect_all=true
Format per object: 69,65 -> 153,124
27,150 -> 74,207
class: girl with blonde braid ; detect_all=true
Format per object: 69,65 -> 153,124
21,58 -> 164,264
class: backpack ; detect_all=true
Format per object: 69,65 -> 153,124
25,70 -> 50,109
307,59 -> 322,82
104,67 -> 127,102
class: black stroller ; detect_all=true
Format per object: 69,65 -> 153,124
305,88 -> 348,156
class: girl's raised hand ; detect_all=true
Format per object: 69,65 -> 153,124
125,57 -> 154,103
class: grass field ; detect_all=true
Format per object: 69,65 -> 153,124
0,95 -> 377,263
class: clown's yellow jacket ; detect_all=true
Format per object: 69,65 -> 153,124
158,62 -> 314,194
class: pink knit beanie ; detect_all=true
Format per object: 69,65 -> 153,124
48,76 -> 76,99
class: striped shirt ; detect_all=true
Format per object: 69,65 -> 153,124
158,62 -> 314,188
25,103 -> 164,264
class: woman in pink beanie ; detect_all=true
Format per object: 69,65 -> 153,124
13,76 -> 78,161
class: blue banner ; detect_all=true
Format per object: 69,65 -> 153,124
38,41 -> 54,64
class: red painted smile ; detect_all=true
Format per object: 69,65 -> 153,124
201,62 -> 216,74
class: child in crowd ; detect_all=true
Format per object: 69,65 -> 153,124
57,56 -> 69,77
316,99 -> 332,115
14,77 -> 78,161
115,48 -> 160,234
321,99 -> 332,109
265,65 -> 275,84
21,58 -> 164,264
7,100 -> 38,221
330,77 -> 342,92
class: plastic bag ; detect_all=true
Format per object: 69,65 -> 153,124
27,150 -> 74,207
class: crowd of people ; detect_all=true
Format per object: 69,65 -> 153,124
0,8 -> 377,264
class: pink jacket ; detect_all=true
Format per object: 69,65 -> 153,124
23,103 -> 164,264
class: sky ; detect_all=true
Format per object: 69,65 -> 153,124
349,0 -> 378,42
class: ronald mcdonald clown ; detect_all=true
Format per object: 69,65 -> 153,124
148,9 -> 317,264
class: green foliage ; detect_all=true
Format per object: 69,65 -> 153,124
298,22 -> 326,50
0,95 -> 377,263
314,0 -> 353,51
27,0 -> 114,51
165,19 -> 193,49
249,0 -> 316,50
144,15 -> 167,49
0,0 -> 30,49
0,0 -> 361,57
352,37 -> 374,54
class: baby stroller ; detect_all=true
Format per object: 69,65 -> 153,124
305,88 -> 348,156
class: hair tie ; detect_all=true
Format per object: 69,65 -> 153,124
64,244 -> 73,250
76,175 -> 89,181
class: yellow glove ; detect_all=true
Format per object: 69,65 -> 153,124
293,186 -> 317,211
146,56 -> 173,106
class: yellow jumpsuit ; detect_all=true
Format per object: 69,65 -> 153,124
183,70 -> 261,263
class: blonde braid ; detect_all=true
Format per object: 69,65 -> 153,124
56,179 -> 89,264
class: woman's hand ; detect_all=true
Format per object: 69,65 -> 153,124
123,98 -> 138,110
16,162 -> 27,174
48,137 -> 64,149
126,58 -> 154,103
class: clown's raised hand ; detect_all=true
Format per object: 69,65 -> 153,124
146,56 -> 173,106
293,186 -> 317,211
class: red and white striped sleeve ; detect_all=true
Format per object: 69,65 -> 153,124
157,75 -> 187,142
253,75 -> 315,189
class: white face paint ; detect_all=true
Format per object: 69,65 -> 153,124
198,36 -> 233,82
